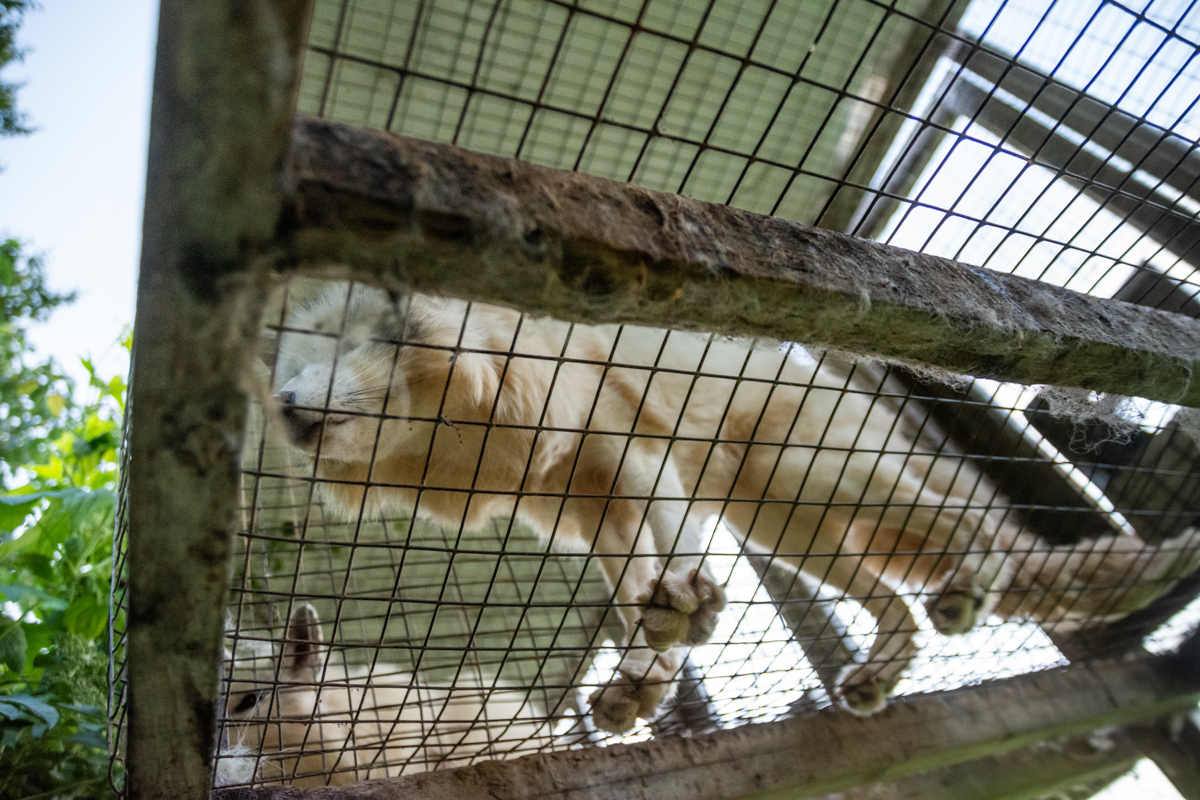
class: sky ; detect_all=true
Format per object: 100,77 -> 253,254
0,0 -> 158,386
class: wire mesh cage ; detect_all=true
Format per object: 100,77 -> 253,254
111,0 -> 1200,796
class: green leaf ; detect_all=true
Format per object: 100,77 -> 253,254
1,694 -> 59,727
62,597 -> 107,640
10,552 -> 53,581
67,727 -> 107,749
0,493 -> 39,534
0,583 -> 69,611
0,619 -> 26,673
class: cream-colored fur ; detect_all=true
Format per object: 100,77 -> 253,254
220,605 -> 544,787
271,283 -> 1200,722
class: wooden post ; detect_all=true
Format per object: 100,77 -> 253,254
1129,715 -> 1200,800
813,728 -> 1140,800
281,117 -> 1200,409
125,2 -> 311,798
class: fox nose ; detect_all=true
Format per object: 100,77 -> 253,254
276,391 -> 323,448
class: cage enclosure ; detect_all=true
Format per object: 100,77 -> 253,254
112,2 -> 1200,799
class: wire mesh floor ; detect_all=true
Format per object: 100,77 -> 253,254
207,276 -> 1200,788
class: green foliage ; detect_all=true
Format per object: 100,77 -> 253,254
0,238 -> 77,490
0,351 -> 124,800
0,1 -> 35,138
0,4 -> 122,795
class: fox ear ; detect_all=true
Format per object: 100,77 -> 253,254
281,603 -> 324,672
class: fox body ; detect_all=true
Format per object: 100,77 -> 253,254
272,284 -> 1200,726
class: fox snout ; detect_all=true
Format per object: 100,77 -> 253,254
277,391 -> 325,449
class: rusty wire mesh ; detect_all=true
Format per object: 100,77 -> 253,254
110,0 -> 1200,793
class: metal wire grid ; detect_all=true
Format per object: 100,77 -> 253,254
106,0 -> 1200,793
300,0 -> 1200,302
206,274 -> 1197,788
107,413 -> 131,796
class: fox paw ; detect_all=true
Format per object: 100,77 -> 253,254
588,673 -> 672,734
926,583 -> 985,636
835,665 -> 898,716
638,568 -> 726,652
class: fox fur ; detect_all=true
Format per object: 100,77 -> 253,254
219,604 -> 544,787
270,282 -> 1200,725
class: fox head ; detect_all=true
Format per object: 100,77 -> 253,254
220,604 -> 354,786
271,285 -> 417,465
271,284 -> 507,471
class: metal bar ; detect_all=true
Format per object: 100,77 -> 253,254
125,2 -> 312,798
745,554 -> 858,697
812,728 -> 1140,800
946,76 -> 1200,267
212,650 -> 1200,800
954,46 -> 1200,206
280,116 -> 1200,408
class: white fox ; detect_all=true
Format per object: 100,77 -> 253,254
270,283 -> 1200,725
219,604 -> 547,787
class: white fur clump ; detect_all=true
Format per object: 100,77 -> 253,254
1033,386 -> 1141,449
214,744 -> 260,788
801,344 -> 978,393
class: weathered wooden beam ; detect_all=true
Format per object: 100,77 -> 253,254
813,728 -> 1140,800
281,116 -> 1200,408
882,369 -> 1122,544
1104,419 -> 1200,543
1129,716 -> 1200,800
125,2 -> 311,799
1053,568 -> 1200,662
213,650 -> 1200,800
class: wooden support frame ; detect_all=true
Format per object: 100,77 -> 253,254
281,116 -> 1200,408
124,2 -> 313,798
942,48 -> 1200,267
955,45 -> 1200,212
122,10 -> 1200,796
818,0 -> 970,233
1129,716 -> 1200,800
814,728 -> 1141,800
211,650 -> 1200,800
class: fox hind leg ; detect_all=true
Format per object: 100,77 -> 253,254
811,532 -> 921,715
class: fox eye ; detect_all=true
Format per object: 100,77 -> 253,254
230,691 -> 263,715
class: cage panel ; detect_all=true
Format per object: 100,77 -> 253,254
112,1 -> 1200,798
